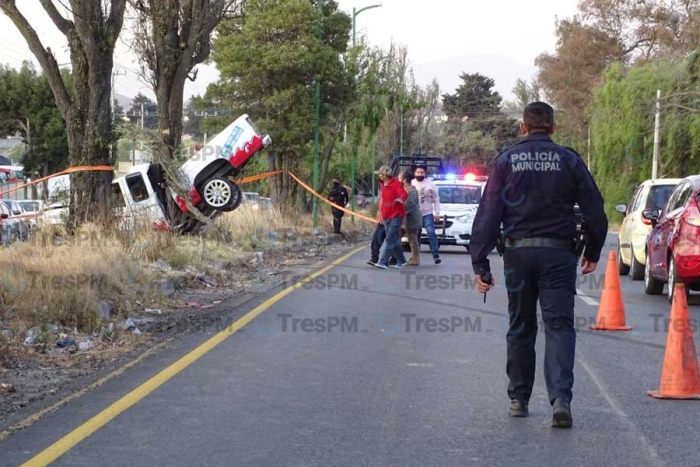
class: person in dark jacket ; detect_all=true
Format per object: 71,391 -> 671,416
374,165 -> 407,269
470,102 -> 608,428
328,177 -> 349,234
400,171 -> 422,266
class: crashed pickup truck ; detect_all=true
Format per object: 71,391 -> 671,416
112,114 -> 272,233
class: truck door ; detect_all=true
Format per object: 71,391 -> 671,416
122,171 -> 168,229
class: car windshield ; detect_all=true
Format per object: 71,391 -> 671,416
437,185 -> 482,204
18,201 -> 39,212
647,185 -> 677,210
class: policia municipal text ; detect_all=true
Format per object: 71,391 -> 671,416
470,102 -> 608,428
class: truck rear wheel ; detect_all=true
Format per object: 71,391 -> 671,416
200,177 -> 242,212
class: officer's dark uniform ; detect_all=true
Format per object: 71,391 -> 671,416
470,133 -> 608,406
328,183 -> 349,234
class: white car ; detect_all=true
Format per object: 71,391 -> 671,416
37,200 -> 69,227
615,178 -> 682,280
242,192 -> 261,210
402,173 -> 487,251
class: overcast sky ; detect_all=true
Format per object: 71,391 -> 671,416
0,0 -> 580,104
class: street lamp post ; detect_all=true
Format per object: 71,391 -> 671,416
351,4 -> 381,216
352,4 -> 381,48
312,0 -> 324,228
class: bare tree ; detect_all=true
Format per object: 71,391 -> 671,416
579,0 -> 700,60
0,0 -> 127,225
128,0 -> 245,161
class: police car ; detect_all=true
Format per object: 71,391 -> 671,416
402,172 -> 488,252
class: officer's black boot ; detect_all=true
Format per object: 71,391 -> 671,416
509,400 -> 529,417
552,398 -> 572,428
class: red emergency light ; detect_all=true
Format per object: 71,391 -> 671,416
464,173 -> 477,182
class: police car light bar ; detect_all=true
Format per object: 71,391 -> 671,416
431,173 -> 489,182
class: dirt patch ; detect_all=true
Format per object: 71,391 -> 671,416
0,233 -> 367,434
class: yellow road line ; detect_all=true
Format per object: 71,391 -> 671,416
21,245 -> 366,467
0,339 -> 174,442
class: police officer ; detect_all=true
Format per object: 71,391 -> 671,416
470,102 -> 608,428
328,176 -> 349,234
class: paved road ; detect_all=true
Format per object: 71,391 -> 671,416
2,235 -> 700,467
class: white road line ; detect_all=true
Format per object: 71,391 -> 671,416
578,355 -> 664,467
576,288 -> 600,306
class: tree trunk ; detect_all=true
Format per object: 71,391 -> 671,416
318,122 -> 341,194
65,49 -> 115,228
156,73 -> 186,161
0,1 -> 126,227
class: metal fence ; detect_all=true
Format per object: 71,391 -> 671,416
0,182 -> 30,201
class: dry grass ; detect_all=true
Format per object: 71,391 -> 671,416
0,225 -> 160,333
218,204 -> 369,249
0,204 -> 371,346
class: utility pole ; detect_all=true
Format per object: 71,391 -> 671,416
400,108 -> 404,156
312,0 -> 323,228
350,142 -> 357,224
418,117 -> 422,153
652,89 -> 661,180
110,68 -> 126,162
371,134 -> 376,199
110,68 -> 127,124
351,4 -> 382,211
140,102 -> 145,129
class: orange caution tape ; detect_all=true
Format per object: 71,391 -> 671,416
0,165 -> 114,197
286,171 -> 378,224
239,170 -> 379,225
10,213 -> 38,220
238,170 -> 283,185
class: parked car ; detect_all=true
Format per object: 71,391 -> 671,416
0,201 -> 22,245
615,178 -> 682,280
37,200 -> 69,227
643,176 -> 700,302
17,199 -> 45,214
4,199 -> 35,236
242,192 -> 261,210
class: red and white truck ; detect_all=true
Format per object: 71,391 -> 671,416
112,114 -> 272,233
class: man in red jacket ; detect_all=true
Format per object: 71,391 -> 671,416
374,165 -> 407,269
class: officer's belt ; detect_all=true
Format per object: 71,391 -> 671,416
505,237 -> 575,249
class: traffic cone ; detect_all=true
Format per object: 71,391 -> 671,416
648,283 -> 700,400
590,251 -> 632,331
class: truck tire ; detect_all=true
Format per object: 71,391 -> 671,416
200,177 -> 242,211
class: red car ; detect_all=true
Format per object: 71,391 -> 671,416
644,175 -> 700,302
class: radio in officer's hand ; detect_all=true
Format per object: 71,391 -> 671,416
481,271 -> 493,303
